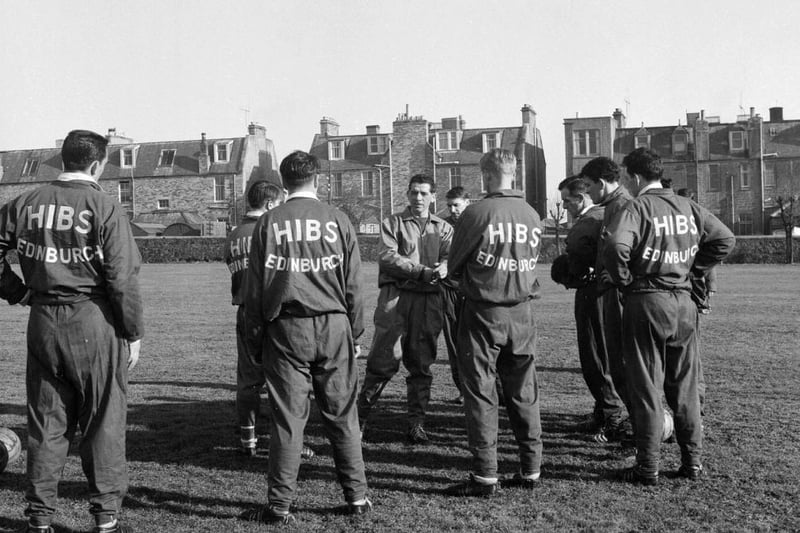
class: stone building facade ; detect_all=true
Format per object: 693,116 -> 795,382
564,106 -> 800,235
0,124 -> 280,233
308,105 -> 547,233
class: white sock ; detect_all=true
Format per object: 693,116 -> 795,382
350,498 -> 369,505
473,474 -> 498,485
519,471 -> 541,481
97,518 -> 117,529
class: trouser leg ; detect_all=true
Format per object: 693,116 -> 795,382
357,286 -> 402,422
441,286 -> 463,394
664,293 -> 703,468
263,318 -> 314,514
624,293 -> 674,476
403,292 -> 442,427
236,306 -> 263,444
603,288 -> 630,416
310,315 -> 367,503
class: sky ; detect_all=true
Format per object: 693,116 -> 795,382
2,0 -> 799,205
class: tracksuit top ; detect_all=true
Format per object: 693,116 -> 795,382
565,205 -> 604,283
377,207 -> 452,293
603,186 -> 735,292
225,214 -> 260,306
440,214 -> 461,291
0,174 -> 144,341
246,196 -> 364,339
449,189 -> 543,305
596,186 -> 633,291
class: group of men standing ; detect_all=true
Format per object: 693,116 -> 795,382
555,148 -> 735,486
0,127 -> 735,531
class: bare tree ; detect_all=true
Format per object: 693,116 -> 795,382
548,200 -> 566,254
776,194 -> 799,264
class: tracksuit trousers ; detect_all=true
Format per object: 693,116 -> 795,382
623,290 -> 703,476
235,305 -> 264,443
263,313 -> 367,513
25,299 -> 128,528
358,285 -> 443,428
441,285 -> 464,394
458,298 -> 542,479
574,285 -> 625,424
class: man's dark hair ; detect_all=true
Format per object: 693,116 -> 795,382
408,173 -> 436,192
622,147 -> 663,181
445,186 -> 468,200
61,130 -> 109,172
479,148 -> 516,179
247,181 -> 283,210
580,157 -> 620,184
661,178 -> 674,189
279,150 -> 319,188
558,175 -> 589,196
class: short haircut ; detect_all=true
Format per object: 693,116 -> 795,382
558,175 -> 589,196
61,130 -> 109,172
580,157 -> 620,184
408,173 -> 436,192
479,148 -> 517,178
445,186 -> 469,200
622,147 -> 663,181
279,150 -> 319,187
247,180 -> 283,209
661,178 -> 674,189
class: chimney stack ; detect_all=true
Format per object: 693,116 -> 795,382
612,108 -> 626,128
320,117 -> 340,137
248,123 -> 266,136
769,107 -> 784,122
199,132 -> 210,173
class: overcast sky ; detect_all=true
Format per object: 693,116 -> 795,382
2,0 -> 798,204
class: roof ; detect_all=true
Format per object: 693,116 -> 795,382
0,136 -> 244,185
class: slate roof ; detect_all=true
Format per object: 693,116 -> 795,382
0,136 -> 244,185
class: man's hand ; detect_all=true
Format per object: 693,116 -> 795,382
432,262 -> 448,282
354,343 -> 363,359
127,339 -> 141,371
419,267 -> 435,284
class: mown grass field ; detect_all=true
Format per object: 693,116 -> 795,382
1,263 -> 798,533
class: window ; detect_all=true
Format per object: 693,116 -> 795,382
158,149 -> 176,167
368,136 -> 387,155
738,212 -> 753,235
329,140 -> 345,160
121,149 -> 135,168
482,132 -> 498,153
635,134 -> 650,149
21,158 -> 39,177
709,164 -> 721,191
729,130 -> 746,152
119,180 -> 132,204
764,164 -> 776,188
739,164 -> 750,190
214,176 -> 227,202
214,142 -> 232,163
769,126 -> 777,136
437,131 -> 458,151
331,173 -> 343,198
359,223 -> 380,234
672,133 -> 688,155
573,129 -> 599,156
448,167 -> 461,188
157,198 -> 170,209
362,171 -> 376,196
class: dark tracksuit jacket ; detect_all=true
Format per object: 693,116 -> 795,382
0,174 -> 143,526
566,205 -> 625,424
448,189 -> 543,478
441,214 -> 464,393
604,185 -> 734,475
358,208 -> 452,427
225,214 -> 265,432
245,194 -> 366,511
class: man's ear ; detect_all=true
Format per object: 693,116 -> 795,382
88,160 -> 101,177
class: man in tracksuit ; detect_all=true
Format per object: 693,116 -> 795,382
444,148 -> 543,496
603,147 -> 734,485
580,157 -> 634,431
241,151 -> 370,525
0,130 -> 143,533
225,181 -> 283,456
441,186 -> 470,404
556,176 -> 626,442
357,174 -> 452,444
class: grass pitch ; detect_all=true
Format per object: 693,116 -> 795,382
0,263 -> 798,532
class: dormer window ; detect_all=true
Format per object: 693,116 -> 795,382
214,141 -> 233,163
729,130 -> 746,152
329,140 -> 345,160
158,149 -> 176,167
437,131 -> 458,151
21,158 -> 39,177
368,136 -> 387,155
672,132 -> 689,155
635,133 -> 650,149
482,132 -> 499,153
120,148 -> 135,168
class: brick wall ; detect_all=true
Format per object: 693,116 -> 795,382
391,118 -> 432,213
